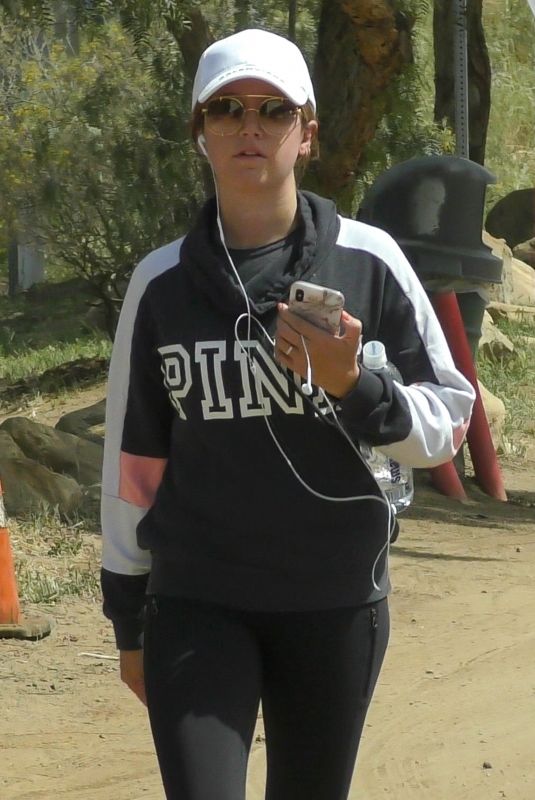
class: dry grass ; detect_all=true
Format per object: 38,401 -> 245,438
477,317 -> 535,456
10,510 -> 101,604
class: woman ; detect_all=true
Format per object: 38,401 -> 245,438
101,28 -> 474,800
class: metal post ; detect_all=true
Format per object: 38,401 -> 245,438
454,0 -> 469,158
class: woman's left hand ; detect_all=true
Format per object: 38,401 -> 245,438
275,304 -> 362,399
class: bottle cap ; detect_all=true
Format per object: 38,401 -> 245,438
362,340 -> 387,370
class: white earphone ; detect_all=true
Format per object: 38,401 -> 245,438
198,133 -> 208,157
300,335 -> 314,395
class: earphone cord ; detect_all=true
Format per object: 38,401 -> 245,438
234,312 -> 395,591
214,183 -> 253,352
207,155 -> 394,591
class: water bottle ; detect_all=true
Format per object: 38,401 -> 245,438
361,341 -> 414,513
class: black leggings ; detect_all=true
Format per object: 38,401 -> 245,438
144,595 -> 389,800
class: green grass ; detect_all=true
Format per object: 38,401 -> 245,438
0,277 -> 111,385
483,0 -> 535,210
0,336 -> 111,383
477,316 -> 535,454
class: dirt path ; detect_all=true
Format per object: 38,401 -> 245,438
1,390 -> 534,799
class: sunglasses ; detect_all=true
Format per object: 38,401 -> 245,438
201,95 -> 302,137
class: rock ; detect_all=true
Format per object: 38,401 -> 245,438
1,417 -> 103,486
485,188 -> 535,249
478,380 -> 507,454
0,457 -> 82,516
79,483 -> 102,521
517,335 -> 535,347
484,232 -> 535,307
486,301 -> 535,323
0,430 -> 26,460
479,311 -> 515,361
503,258 -> 535,306
483,232 -> 515,301
0,415 -> 103,517
513,237 -> 535,268
55,399 -> 106,445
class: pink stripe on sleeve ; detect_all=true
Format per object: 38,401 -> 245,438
119,452 -> 168,508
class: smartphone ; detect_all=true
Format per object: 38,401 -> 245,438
288,281 -> 345,334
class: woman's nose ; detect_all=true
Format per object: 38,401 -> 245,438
239,108 -> 263,135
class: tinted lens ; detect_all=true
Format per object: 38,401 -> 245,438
205,97 -> 245,134
203,96 -> 300,136
259,98 -> 299,134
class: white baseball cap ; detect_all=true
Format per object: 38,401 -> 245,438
192,29 -> 316,112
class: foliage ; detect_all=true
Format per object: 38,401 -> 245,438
0,15 -> 203,336
355,0 -> 535,214
0,0 -> 533,324
354,1 -> 455,210
0,2 -> 325,334
482,0 -> 535,210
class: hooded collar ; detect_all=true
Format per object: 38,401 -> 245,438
180,191 -> 340,317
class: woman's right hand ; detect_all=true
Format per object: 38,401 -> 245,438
119,649 -> 147,706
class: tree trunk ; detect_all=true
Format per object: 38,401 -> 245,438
173,9 -> 213,85
172,9 -> 213,196
433,0 -> 491,165
234,0 -> 253,31
305,0 -> 414,213
289,0 -> 297,41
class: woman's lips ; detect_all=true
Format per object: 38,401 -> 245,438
234,150 -> 265,158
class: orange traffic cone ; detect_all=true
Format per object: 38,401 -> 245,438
0,500 -> 21,624
0,481 -> 51,640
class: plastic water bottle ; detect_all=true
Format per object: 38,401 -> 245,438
361,341 -> 414,513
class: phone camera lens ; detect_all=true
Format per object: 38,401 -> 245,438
295,289 -> 304,302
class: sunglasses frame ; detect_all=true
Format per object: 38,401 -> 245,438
201,94 -> 303,137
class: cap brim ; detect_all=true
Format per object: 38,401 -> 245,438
195,67 -> 309,108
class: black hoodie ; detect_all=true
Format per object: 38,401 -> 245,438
101,191 -> 474,649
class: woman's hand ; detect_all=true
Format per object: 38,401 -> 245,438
119,649 -> 147,706
275,304 -> 362,399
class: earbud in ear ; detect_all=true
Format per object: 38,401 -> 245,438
198,134 -> 208,157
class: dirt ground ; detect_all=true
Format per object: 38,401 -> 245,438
1,384 -> 535,800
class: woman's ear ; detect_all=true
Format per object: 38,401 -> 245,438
299,119 -> 318,158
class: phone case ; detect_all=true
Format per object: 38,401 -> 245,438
288,281 -> 345,334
